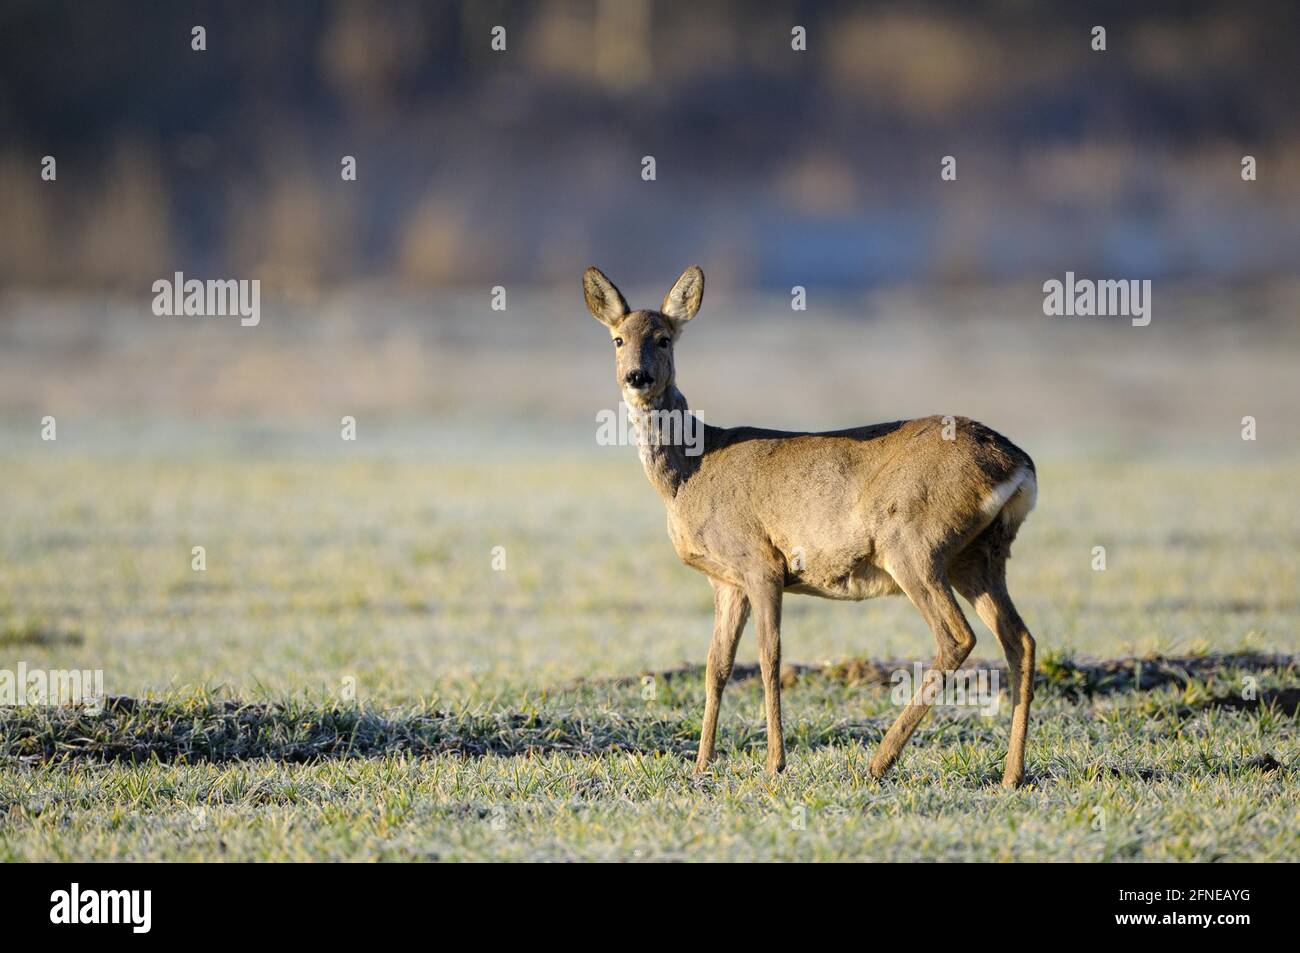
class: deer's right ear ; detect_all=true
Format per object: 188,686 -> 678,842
583,266 -> 629,329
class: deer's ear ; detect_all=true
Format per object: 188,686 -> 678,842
662,266 -> 704,325
583,266 -> 629,328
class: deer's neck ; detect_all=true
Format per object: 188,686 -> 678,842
627,384 -> 701,502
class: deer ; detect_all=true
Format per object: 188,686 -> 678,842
583,265 -> 1040,787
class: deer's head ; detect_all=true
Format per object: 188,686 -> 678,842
583,266 -> 704,409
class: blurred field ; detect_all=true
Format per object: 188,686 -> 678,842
2,442 -> 1298,698
1,287 -> 1297,860
4,281 -> 1300,444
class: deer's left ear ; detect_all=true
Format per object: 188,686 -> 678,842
662,266 -> 704,325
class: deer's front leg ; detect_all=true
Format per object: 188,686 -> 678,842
749,577 -> 786,775
695,580 -> 749,773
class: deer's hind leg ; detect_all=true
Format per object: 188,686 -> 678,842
869,560 -> 978,780
694,580 -> 750,773
952,542 -> 1036,788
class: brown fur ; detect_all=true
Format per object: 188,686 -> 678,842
584,266 -> 1039,786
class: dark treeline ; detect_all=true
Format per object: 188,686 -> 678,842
2,0 -> 1298,291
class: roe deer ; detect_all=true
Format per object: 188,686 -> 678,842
583,266 -> 1039,787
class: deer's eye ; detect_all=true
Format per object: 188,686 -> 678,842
657,337 -> 671,348
613,337 -> 623,347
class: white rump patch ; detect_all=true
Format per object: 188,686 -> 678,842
981,467 -> 1037,527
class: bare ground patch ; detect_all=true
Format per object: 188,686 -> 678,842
604,651 -> 1297,697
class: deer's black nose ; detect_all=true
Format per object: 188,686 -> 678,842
625,370 -> 653,388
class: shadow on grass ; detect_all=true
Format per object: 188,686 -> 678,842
0,620 -> 84,647
1102,753 -> 1287,784
0,696 -> 892,766
1,653 -> 1293,766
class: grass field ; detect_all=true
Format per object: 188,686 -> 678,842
2,438 -> 1297,861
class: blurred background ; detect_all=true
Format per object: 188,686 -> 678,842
1,2 -> 1297,693
1,0 -> 1298,434
1,0 -> 1298,444
4,0 -> 1300,290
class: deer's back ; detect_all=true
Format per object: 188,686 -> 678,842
666,416 -> 1035,593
